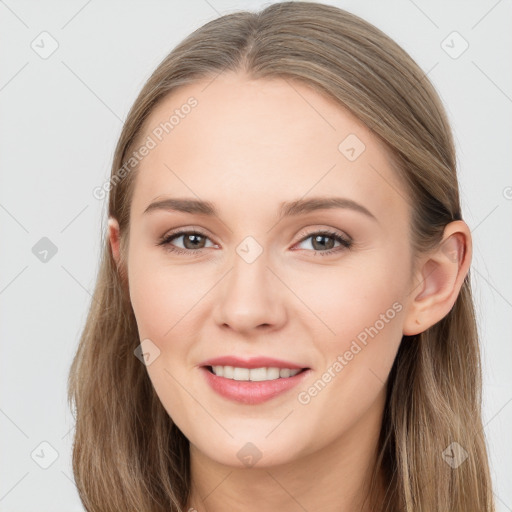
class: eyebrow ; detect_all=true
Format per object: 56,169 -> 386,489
143,196 -> 377,221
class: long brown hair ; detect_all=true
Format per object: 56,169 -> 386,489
67,2 -> 495,510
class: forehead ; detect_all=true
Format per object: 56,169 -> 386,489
130,72 -> 409,223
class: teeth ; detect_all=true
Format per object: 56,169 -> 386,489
233,367 -> 249,380
211,365 -> 302,381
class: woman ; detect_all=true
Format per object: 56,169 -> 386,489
68,2 -> 495,510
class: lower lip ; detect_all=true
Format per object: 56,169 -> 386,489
200,366 -> 311,405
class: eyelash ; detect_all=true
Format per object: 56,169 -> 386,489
157,228 -> 352,257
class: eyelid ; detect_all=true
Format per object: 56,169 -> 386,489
295,226 -> 352,245
161,225 -> 213,241
156,226 -> 216,255
292,228 -> 352,256
159,227 -> 350,245
158,225 -> 353,256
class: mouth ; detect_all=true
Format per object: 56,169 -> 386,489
203,365 -> 310,381
200,365 -> 312,405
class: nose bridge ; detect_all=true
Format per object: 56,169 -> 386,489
214,235 -> 285,331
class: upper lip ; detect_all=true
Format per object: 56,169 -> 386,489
200,355 -> 309,370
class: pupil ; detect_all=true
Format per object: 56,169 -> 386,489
185,234 -> 204,249
313,234 -> 334,250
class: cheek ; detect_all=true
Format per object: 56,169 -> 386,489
291,254 -> 407,344
127,249 -> 209,339
291,267 -> 405,443
291,249 -> 407,398
128,270 -> 172,339
126,253 -> 200,420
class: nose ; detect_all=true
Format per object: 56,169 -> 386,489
213,250 -> 287,335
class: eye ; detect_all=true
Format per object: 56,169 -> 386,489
157,228 -> 352,257
294,229 -> 352,256
157,229 -> 216,256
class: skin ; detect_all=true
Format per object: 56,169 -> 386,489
108,72 -> 471,512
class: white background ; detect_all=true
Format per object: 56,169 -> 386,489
0,0 -> 511,510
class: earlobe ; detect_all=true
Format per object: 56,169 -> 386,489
108,217 -> 121,269
402,221 -> 471,336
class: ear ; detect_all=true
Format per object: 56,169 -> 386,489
402,220 -> 472,335
108,217 -> 121,269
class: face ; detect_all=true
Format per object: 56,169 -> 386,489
122,72 -> 415,468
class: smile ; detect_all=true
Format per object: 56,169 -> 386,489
208,365 -> 304,381
201,366 -> 311,405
